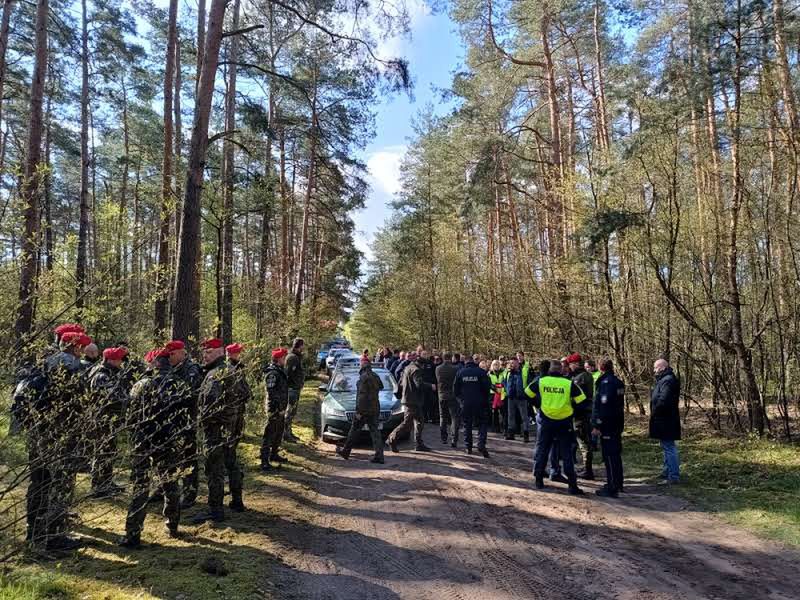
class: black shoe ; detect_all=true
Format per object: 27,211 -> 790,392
388,440 -> 399,453
370,456 -> 385,464
147,493 -> 164,505
480,448 -> 490,459
335,446 -> 350,460
466,447 -> 473,455
283,431 -> 298,442
271,453 -> 289,464
441,432 -> 448,444
595,487 -> 618,498
260,462 -> 273,472
46,535 -> 83,552
550,474 -> 569,484
229,500 -> 246,512
192,510 -> 225,524
415,444 -> 432,452
568,486 -> 585,496
118,534 -> 141,548
166,526 -> 180,538
505,433 -> 515,441
523,432 -> 530,443
578,470 -> 595,481
450,442 -> 457,449
534,477 -> 545,490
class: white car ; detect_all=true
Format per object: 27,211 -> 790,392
325,348 -> 356,373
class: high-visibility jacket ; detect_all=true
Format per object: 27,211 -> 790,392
489,371 -> 506,409
521,362 -> 532,389
527,375 -> 586,421
591,370 -> 601,384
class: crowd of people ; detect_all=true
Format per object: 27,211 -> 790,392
336,347 -> 682,498
11,323 -> 307,554
9,324 -> 682,556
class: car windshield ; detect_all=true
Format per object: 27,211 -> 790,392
329,370 -> 394,392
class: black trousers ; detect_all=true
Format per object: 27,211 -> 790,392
342,413 -> 383,459
534,416 -> 577,484
601,433 -> 624,492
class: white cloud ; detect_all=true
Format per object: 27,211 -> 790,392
367,146 -> 405,196
377,0 -> 433,59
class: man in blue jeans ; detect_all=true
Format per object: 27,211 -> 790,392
649,358 -> 681,483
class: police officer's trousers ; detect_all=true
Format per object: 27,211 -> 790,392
601,433 -> 624,492
462,401 -> 490,451
533,415 -> 577,483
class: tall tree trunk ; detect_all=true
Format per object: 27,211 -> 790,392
156,0 -> 178,334
76,0 -> 90,310
174,27 -> 183,262
172,0 -> 227,343
14,0 -> 48,341
294,100 -> 318,313
43,95 -> 53,272
117,81 -> 130,283
220,0 -> 239,344
196,0 -> 206,92
0,0 -> 14,133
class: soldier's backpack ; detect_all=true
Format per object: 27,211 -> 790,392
10,364 -> 49,431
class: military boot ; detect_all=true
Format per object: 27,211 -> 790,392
118,533 -> 141,548
335,446 -> 350,460
192,509 -> 225,524
229,496 -> 246,512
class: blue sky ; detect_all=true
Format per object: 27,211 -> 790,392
356,3 -> 463,259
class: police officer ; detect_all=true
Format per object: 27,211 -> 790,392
454,355 -> 492,458
261,348 -> 290,470
167,340 -> 203,509
119,349 -> 187,547
193,338 -> 246,523
87,347 -> 129,498
283,338 -> 306,442
592,358 -> 625,498
25,326 -> 88,552
568,353 -> 596,480
528,360 -> 587,495
336,356 -> 385,463
386,350 -> 434,453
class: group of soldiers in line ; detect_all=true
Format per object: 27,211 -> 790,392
350,348 -> 625,497
13,322 -> 306,553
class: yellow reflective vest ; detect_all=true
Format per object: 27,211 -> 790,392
489,371 -> 507,400
529,375 -> 586,420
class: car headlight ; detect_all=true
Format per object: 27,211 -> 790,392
323,401 -> 347,418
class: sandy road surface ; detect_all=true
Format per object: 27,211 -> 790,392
257,428 -> 800,600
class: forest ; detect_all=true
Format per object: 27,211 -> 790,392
350,0 -> 800,439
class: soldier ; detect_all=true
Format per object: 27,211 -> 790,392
81,343 -> 100,369
167,340 -> 203,509
335,356 -> 385,463
226,343 -> 252,462
192,339 -> 248,523
567,353 -> 596,480
283,338 -> 306,442
261,348 -> 289,471
25,328 -> 89,552
119,349 -> 188,547
87,347 -> 129,498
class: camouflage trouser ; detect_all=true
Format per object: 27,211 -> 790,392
125,451 -> 180,537
180,427 -> 199,502
204,426 -> 243,511
283,389 -> 301,438
48,436 -> 79,537
26,437 -> 53,545
91,420 -> 117,491
261,411 -> 286,464
574,414 -> 594,473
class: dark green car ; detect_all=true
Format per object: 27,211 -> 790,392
319,366 -> 404,443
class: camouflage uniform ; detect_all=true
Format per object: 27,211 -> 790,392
283,349 -> 305,440
25,351 -> 84,547
123,358 -> 188,540
87,361 -> 128,493
198,356 -> 250,515
172,358 -> 203,504
260,361 -> 289,467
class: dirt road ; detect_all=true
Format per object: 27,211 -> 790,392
255,427 -> 800,600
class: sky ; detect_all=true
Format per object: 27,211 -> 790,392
356,2 -> 463,260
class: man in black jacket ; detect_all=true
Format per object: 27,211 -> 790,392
387,351 -> 435,453
261,348 -> 290,470
454,356 -> 492,458
436,353 -> 461,447
591,358 -> 625,497
649,358 -> 681,484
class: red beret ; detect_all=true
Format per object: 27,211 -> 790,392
226,343 -> 244,354
567,353 -> 582,364
154,348 -> 170,359
61,332 -> 81,345
103,347 -> 128,361
202,338 -> 224,349
272,348 -> 288,360
144,350 -> 155,363
165,340 -> 185,352
54,323 -> 85,338
78,334 -> 92,347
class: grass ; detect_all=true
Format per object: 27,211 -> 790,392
0,379 -> 326,600
623,415 -> 800,547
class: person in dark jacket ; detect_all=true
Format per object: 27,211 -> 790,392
283,338 -> 306,442
418,346 -> 439,424
454,356 -> 492,458
436,353 -> 461,447
392,352 -> 409,382
261,348 -> 290,471
591,358 -> 625,497
568,353 -> 596,479
650,358 -> 681,483
336,358 -> 385,463
384,349 -> 399,373
387,351 -> 434,453
504,358 -> 530,442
